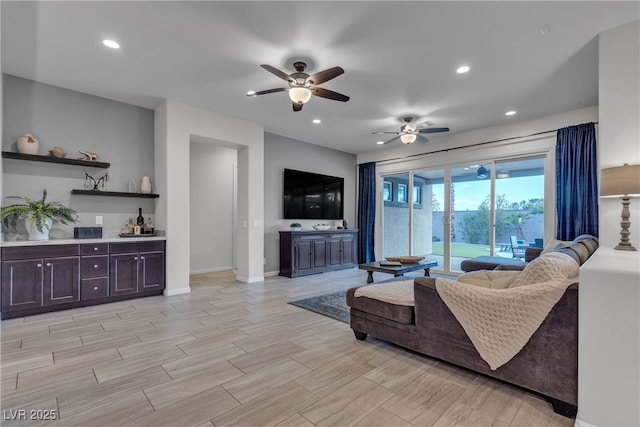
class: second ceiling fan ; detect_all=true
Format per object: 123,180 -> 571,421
247,61 -> 350,111
373,116 -> 450,144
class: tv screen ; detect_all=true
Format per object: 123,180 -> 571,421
283,169 -> 344,220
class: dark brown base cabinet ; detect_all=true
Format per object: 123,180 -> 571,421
1,240 -> 165,319
279,230 -> 358,278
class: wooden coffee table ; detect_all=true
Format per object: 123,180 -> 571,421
359,260 -> 438,284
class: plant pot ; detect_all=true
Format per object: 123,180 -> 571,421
17,133 -> 39,155
27,218 -> 52,241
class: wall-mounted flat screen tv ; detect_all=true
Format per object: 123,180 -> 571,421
283,168 -> 344,220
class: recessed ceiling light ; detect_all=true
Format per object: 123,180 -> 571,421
312,119 -> 321,124
102,39 -> 120,49
456,65 -> 470,74
505,110 -> 517,116
246,91 -> 256,97
376,141 -> 384,145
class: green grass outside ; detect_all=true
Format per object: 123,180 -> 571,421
430,242 -> 491,258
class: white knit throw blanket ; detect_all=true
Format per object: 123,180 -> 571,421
435,277 -> 574,370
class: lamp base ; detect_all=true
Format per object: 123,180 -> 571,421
614,242 -> 637,251
614,197 -> 637,251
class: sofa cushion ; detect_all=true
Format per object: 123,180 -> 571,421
510,252 -> 579,288
348,280 -> 415,324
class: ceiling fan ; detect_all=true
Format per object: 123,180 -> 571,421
247,61 -> 350,111
373,116 -> 450,144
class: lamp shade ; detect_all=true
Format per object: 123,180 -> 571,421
476,165 -> 489,179
400,133 -> 417,144
288,87 -> 312,104
600,164 -> 640,197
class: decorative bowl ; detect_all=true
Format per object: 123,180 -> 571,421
312,224 -> 332,231
385,256 -> 425,265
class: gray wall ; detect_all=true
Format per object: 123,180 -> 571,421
2,75 -> 155,239
189,141 -> 237,273
264,132 -> 357,274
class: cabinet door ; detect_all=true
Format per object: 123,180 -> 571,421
312,239 -> 328,270
43,256 -> 80,306
1,259 -> 43,311
139,251 -> 164,292
293,241 -> 313,274
341,236 -> 357,265
328,238 -> 343,267
110,253 -> 138,296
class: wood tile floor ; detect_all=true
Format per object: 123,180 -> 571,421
1,269 -> 573,426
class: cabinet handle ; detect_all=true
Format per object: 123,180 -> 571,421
46,262 -> 52,267
93,264 -> 99,268
140,256 -> 145,260
93,286 -> 99,291
94,247 -> 99,251
36,263 -> 42,267
134,256 -> 138,260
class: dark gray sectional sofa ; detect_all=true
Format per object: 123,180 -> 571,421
346,234 -> 599,417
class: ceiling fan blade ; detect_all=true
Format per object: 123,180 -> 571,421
383,135 -> 401,145
253,87 -> 287,96
419,127 -> 450,134
308,66 -> 344,85
372,131 -> 400,135
312,87 -> 350,102
260,64 -> 293,82
292,102 -> 303,112
417,134 -> 429,143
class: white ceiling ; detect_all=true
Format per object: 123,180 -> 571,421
2,1 -> 638,155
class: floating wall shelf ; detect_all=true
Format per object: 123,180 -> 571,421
71,190 -> 159,198
2,151 -> 110,168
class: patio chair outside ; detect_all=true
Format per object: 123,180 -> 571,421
510,235 -> 527,259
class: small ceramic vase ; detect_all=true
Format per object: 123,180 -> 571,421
141,176 -> 152,194
17,133 -> 39,155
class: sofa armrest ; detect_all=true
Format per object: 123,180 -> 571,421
494,264 -> 526,271
525,247 -> 543,262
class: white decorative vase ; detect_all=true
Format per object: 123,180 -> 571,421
17,133 -> 39,155
140,176 -> 152,194
27,218 -> 52,241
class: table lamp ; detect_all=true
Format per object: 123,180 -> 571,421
600,163 -> 640,251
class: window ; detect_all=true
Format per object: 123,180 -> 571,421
397,184 -> 407,203
383,181 -> 392,201
413,186 -> 422,205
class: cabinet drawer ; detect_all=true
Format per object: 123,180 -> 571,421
81,243 -> 108,255
81,256 -> 109,278
81,278 -> 109,300
110,241 -> 165,254
2,244 -> 79,261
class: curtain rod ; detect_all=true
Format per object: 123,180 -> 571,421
367,121 -> 599,165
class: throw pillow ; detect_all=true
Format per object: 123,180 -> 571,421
509,252 -> 579,288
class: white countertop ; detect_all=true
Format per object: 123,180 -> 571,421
1,236 -> 166,247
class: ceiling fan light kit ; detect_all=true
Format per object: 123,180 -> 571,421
289,87 -> 312,104
400,134 -> 417,144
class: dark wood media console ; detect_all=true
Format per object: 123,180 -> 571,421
279,229 -> 358,278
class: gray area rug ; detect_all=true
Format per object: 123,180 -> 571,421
289,290 -> 350,324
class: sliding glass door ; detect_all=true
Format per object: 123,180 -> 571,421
380,156 -> 545,275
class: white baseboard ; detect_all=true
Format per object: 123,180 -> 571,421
235,275 -> 265,283
190,266 -> 234,275
574,418 -> 597,427
263,270 -> 280,277
163,287 -> 191,296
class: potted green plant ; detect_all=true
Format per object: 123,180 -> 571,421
290,222 -> 302,231
1,189 -> 78,241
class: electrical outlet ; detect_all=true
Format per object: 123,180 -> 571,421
263,258 -> 267,265
95,216 -> 103,225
